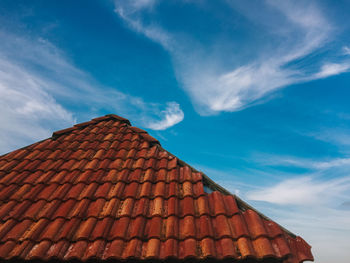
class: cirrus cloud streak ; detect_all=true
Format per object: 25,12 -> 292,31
114,0 -> 350,114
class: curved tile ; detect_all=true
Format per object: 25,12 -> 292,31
0,115 -> 313,262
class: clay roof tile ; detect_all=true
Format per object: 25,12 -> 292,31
0,114 -> 313,262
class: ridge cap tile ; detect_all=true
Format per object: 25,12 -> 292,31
105,114 -> 131,125
129,126 -> 147,133
52,114 -> 131,138
140,133 -> 160,145
52,127 -> 76,137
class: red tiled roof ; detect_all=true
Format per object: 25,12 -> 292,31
0,114 -> 313,262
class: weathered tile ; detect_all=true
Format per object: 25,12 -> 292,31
0,114 -> 313,262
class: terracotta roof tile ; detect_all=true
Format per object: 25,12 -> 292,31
0,114 -> 313,262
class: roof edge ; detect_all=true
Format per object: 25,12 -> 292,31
160,145 -> 297,239
203,172 -> 297,238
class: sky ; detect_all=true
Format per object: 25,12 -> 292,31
0,0 -> 350,262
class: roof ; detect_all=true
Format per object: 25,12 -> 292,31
0,114 -> 313,263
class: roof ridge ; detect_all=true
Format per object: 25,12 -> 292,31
51,114 -> 160,146
52,114 -> 131,138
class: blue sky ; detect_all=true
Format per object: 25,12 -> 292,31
1,0 -> 350,262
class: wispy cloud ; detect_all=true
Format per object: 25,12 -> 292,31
254,153 -> 350,170
305,128 -> 350,153
247,175 -> 350,205
0,30 -> 183,154
145,102 -> 184,130
114,0 -> 350,114
0,33 -> 76,152
343,46 -> 350,55
115,3 -> 171,49
312,62 -> 350,79
127,0 -> 156,10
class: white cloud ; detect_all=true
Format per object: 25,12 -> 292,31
254,153 -> 350,170
183,62 -> 294,112
343,46 -> 350,55
312,62 -> 350,79
115,0 -> 156,12
311,157 -> 350,169
0,31 -> 184,154
0,41 -> 75,153
305,128 -> 350,153
115,0 -> 350,114
115,3 -> 171,49
265,0 -> 332,61
247,176 -> 350,205
145,102 -> 184,130
129,0 -> 156,10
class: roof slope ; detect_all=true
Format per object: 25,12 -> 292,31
0,114 -> 313,263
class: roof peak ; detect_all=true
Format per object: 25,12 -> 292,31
52,114 -> 160,147
52,114 -> 131,138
